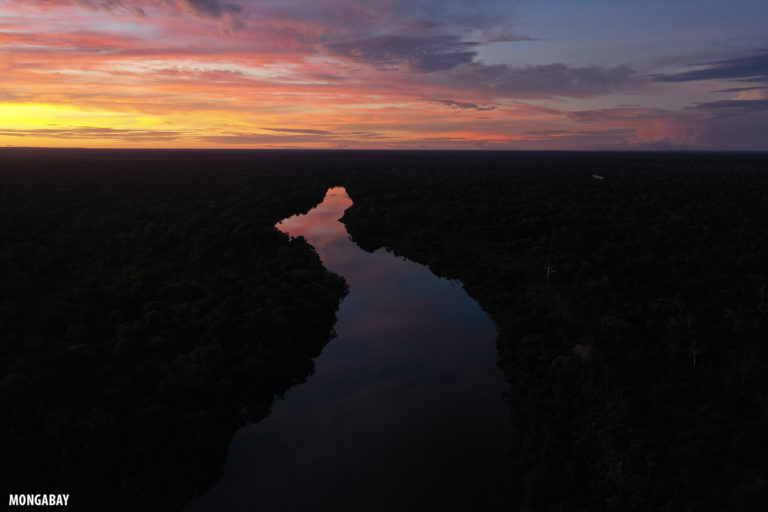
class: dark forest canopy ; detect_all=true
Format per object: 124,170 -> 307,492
2,149 -> 768,511
339,151 -> 768,511
1,150 -> 348,511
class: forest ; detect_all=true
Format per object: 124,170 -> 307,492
0,150 -> 348,511
340,151 -> 768,511
2,149 -> 768,511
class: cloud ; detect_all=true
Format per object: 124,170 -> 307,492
202,132 -> 328,144
0,126 -> 182,141
578,128 -> 637,137
523,129 -> 571,135
202,128 -> 385,145
19,0 -> 244,30
653,50 -> 768,84
712,86 -> 768,94
685,99 -> 768,114
263,127 -> 333,135
690,115 -> 768,151
7,1 -> 765,150
512,128 -> 640,149
0,89 -> 34,102
446,62 -> 637,98
72,0 -> 243,19
170,0 -> 242,19
67,0 -> 147,16
567,107 -> 673,123
320,34 -> 478,72
25,0 -> 523,40
564,99 -> 768,150
320,33 -> 636,97
425,98 -> 497,111
0,29 -> 150,54
481,29 -> 540,43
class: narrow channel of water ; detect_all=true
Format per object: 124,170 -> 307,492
186,187 -> 513,511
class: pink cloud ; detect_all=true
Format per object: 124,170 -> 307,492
2,0 -> 767,149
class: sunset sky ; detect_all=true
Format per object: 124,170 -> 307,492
1,0 -> 766,149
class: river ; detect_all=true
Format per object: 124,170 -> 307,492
186,187 -> 514,511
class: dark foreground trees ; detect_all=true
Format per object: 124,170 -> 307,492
1,150 -> 347,511
340,151 -> 768,511
3,149 -> 768,511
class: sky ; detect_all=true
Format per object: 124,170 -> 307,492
1,0 -> 767,150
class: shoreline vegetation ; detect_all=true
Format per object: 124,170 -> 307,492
3,149 -> 768,510
1,150 -> 348,511
340,151 -> 768,511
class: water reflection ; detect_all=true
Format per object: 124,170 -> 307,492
187,187 -> 513,511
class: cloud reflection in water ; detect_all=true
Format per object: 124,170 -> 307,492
188,187 -> 513,511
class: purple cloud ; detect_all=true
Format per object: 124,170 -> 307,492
425,98 -> 497,111
172,0 -> 242,19
523,129 -> 571,135
653,50 -> 768,84
481,29 -> 540,43
685,99 -> 768,114
567,107 -> 673,123
712,86 -> 768,94
320,34 -> 478,72
446,62 -> 637,98
35,0 -> 244,29
320,32 -> 637,97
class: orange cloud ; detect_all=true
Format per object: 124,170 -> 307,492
2,0 -> 766,149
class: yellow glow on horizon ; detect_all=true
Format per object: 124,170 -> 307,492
0,100 -> 525,149
0,103 -> 133,128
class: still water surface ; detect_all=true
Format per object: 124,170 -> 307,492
187,187 -> 513,510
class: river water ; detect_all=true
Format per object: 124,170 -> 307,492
186,187 -> 513,511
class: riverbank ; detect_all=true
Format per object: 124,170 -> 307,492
340,151 -> 768,511
4,149 -> 768,510
1,150 -> 348,511
189,187 -> 512,511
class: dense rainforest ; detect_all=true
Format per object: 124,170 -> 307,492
2,149 -> 768,511
0,150 -> 348,511
340,151 -> 768,511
